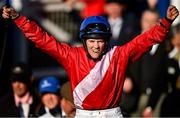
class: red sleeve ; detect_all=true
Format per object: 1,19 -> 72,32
13,16 -> 72,67
124,18 -> 171,63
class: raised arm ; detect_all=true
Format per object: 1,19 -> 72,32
2,6 -> 72,65
126,5 -> 179,63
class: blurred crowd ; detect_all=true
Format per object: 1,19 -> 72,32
0,0 -> 180,117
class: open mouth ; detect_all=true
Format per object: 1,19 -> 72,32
93,49 -> 99,53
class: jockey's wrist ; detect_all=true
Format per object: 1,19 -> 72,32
165,16 -> 173,23
10,12 -> 20,20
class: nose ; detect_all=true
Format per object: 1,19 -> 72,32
94,41 -> 99,48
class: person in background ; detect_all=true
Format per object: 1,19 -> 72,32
79,0 -> 106,19
60,81 -> 76,117
36,76 -> 75,117
104,0 -> 139,46
160,23 -> 180,117
0,62 -> 40,117
64,0 -> 106,19
1,4 -> 179,117
131,9 -> 168,117
121,8 -> 163,117
147,0 -> 170,18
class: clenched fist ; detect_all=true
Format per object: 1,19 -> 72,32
2,6 -> 19,19
166,5 -> 179,21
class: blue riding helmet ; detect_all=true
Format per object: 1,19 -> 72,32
80,16 -> 112,40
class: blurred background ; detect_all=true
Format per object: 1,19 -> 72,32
0,0 -> 180,117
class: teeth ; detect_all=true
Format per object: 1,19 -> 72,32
93,49 -> 99,53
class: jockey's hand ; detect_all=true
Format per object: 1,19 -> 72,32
2,6 -> 19,20
166,5 -> 179,21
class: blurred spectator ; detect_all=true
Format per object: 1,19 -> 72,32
61,81 -> 76,117
147,0 -> 170,18
160,23 -> 180,117
104,0 -> 140,46
64,0 -> 106,19
140,9 -> 160,33
0,62 -> 40,117
147,0 -> 158,10
121,72 -> 140,116
133,9 -> 168,117
79,0 -> 105,19
36,76 -> 75,117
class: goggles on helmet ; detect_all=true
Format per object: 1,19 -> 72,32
81,23 -> 111,39
83,23 -> 110,33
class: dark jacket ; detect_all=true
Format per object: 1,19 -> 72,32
108,13 -> 140,47
0,92 -> 40,117
160,57 -> 180,117
140,42 -> 167,109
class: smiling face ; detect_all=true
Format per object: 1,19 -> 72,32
86,38 -> 106,59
